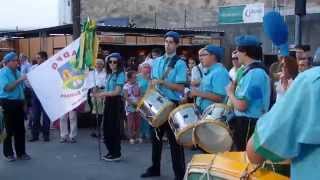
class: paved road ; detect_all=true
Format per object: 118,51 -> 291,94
0,129 -> 200,180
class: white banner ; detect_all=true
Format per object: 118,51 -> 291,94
243,3 -> 264,23
27,38 -> 94,121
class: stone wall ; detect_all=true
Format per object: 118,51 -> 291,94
81,0 -> 320,28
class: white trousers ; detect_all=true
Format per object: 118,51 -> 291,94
60,111 -> 78,138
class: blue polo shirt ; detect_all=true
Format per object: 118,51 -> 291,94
234,63 -> 270,118
196,63 -> 230,113
252,67 -> 320,180
137,73 -> 149,96
151,55 -> 187,101
105,71 -> 126,92
0,66 -> 24,100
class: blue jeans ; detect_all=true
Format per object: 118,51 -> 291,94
31,92 -> 50,139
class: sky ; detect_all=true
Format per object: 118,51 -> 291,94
0,0 -> 60,31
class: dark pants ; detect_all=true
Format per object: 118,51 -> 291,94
229,116 -> 257,151
2,99 -> 26,157
31,92 -> 50,139
103,96 -> 123,157
149,120 -> 186,180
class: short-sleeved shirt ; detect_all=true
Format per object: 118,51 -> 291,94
123,82 -> 140,113
0,66 -> 24,100
104,71 -> 126,92
191,64 -> 203,83
137,73 -> 149,96
252,67 -> 320,180
151,55 -> 187,101
234,62 -> 270,118
196,63 -> 230,112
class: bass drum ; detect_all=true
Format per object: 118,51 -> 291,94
185,152 -> 289,180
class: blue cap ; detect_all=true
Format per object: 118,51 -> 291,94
235,35 -> 261,47
164,31 -> 180,44
107,52 -> 122,61
3,52 -> 18,63
204,45 -> 224,62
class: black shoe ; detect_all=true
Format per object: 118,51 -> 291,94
140,168 -> 160,178
17,154 -> 31,160
43,137 -> 50,142
102,154 -> 121,162
28,137 -> 39,142
90,132 -> 98,138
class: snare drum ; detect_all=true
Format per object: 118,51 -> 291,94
137,89 -> 176,127
193,103 -> 233,153
169,103 -> 201,146
185,152 -> 289,180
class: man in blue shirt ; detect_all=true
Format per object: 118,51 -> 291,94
189,45 -> 230,113
226,35 -> 271,151
0,52 -> 31,161
141,31 -> 187,180
246,67 -> 320,180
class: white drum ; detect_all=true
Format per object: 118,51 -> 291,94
193,103 -> 233,153
137,89 -> 175,127
169,103 -> 201,147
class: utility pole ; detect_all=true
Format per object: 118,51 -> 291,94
294,0 -> 306,46
72,0 -> 81,40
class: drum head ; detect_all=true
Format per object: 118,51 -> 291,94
194,120 -> 232,153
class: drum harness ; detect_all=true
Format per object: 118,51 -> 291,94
154,55 -> 179,141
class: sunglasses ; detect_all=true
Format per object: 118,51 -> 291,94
108,60 -> 118,64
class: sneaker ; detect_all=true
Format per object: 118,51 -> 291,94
17,154 -> 31,160
137,138 -> 143,144
4,155 -> 16,162
129,139 -> 135,144
69,138 -> 77,143
60,138 -> 68,143
102,154 -> 121,162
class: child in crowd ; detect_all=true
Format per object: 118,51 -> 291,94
123,71 -> 142,144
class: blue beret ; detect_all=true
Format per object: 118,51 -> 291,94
278,43 -> 289,57
204,45 -> 224,62
235,35 -> 261,47
3,52 -> 18,63
164,31 -> 180,44
107,53 -> 122,61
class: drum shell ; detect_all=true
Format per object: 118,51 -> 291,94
168,103 -> 200,147
185,152 -> 289,180
137,89 -> 175,127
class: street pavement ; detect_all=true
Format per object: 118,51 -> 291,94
0,129 -> 200,180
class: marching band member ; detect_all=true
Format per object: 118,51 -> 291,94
0,52 -> 31,161
246,66 -> 320,180
189,45 -> 230,113
140,31 -> 187,180
226,35 -> 271,151
93,53 -> 125,161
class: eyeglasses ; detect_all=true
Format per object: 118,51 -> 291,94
199,53 -> 209,57
108,60 -> 118,64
